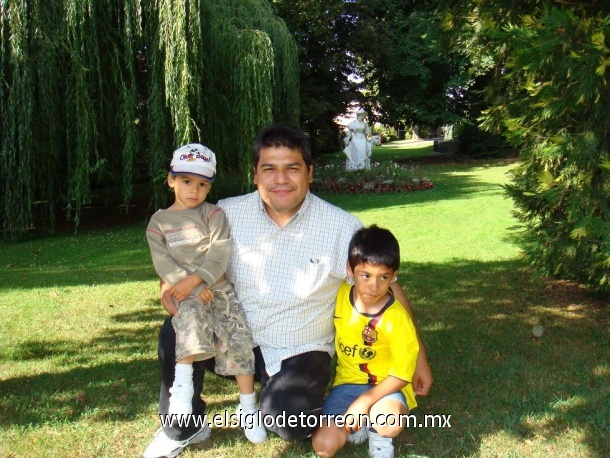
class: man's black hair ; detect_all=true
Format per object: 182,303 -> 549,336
253,123 -> 312,168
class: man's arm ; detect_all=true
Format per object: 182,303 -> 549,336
160,279 -> 178,316
390,282 -> 433,396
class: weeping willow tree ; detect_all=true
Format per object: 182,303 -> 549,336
146,0 -> 299,188
0,0 -> 298,238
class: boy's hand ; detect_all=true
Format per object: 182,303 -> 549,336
343,396 -> 372,433
169,275 -> 203,302
413,350 -> 433,396
198,287 -> 214,304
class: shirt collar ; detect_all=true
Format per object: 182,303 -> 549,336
255,190 -> 312,226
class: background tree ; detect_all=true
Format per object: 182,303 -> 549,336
0,0 -> 298,237
270,0 -> 358,154
345,0 -> 472,134
445,1 -> 610,292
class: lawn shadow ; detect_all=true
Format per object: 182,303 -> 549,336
0,305 -> 167,427
1,257 -> 606,457
399,258 -> 609,457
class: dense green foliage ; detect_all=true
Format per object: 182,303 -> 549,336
346,1 -> 469,130
0,0 -> 298,237
446,1 -> 610,292
2,0 -> 608,291
270,0 -> 358,154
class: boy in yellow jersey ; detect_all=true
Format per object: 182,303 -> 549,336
312,225 -> 419,458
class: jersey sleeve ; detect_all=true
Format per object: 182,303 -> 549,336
386,307 -> 419,383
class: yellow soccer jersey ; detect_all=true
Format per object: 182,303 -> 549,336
333,281 -> 420,409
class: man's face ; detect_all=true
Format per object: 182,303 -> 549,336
253,146 -> 313,225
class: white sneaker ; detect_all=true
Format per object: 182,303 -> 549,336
236,404 -> 267,444
142,424 -> 211,458
347,427 -> 368,444
168,383 -> 194,416
368,430 -> 394,458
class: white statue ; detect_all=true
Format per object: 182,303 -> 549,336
343,109 -> 372,170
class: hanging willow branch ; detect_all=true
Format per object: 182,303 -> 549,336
200,0 -> 299,188
31,1 -> 64,232
118,0 -> 142,210
1,0 -> 36,238
0,0 -> 299,237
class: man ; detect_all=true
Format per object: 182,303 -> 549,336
143,124 -> 433,458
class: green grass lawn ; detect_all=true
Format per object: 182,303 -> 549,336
318,139 -> 435,165
0,143 -> 607,457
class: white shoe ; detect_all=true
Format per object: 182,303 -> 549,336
236,404 -> 267,444
347,427 -> 368,444
368,430 -> 394,458
142,424 -> 211,458
168,383 -> 194,416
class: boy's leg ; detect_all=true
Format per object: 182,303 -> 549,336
311,417 -> 349,457
234,374 -> 267,444
158,318 -> 208,440
173,297 -> 216,364
209,284 -> 255,376
313,383 -> 370,456
368,395 -> 407,438
257,350 -> 331,441
169,297 -> 216,416
367,394 -> 407,458
211,285 -> 266,443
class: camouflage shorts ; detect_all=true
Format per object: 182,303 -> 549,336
172,282 -> 255,376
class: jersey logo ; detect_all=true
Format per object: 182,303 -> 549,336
359,346 -> 376,360
362,324 -> 378,344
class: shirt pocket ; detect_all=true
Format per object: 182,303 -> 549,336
293,257 -> 330,298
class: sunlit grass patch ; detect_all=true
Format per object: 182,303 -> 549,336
1,157 -> 607,457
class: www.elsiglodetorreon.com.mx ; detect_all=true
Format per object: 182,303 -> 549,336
160,411 -> 452,429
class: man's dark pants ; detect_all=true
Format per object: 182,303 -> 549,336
157,317 -> 331,441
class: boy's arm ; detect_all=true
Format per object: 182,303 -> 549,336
191,206 -> 231,286
169,275 -> 205,302
160,279 -> 178,316
390,282 -> 433,396
147,224 -> 202,303
146,226 -> 189,285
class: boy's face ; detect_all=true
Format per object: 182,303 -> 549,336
167,173 -> 212,210
348,262 -> 396,308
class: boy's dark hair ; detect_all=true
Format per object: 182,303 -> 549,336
253,123 -> 312,168
348,225 -> 400,271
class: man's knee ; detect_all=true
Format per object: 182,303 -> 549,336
261,411 -> 317,442
158,317 -> 175,347
258,351 -> 330,441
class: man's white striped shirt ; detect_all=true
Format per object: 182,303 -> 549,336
218,191 -> 363,376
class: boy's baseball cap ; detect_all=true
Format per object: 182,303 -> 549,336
170,144 -> 216,181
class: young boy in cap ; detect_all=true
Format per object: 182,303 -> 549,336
145,144 -> 266,448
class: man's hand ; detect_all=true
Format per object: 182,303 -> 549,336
160,281 -> 178,316
413,350 -> 433,396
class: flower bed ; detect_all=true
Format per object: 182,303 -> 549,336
311,160 -> 434,194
